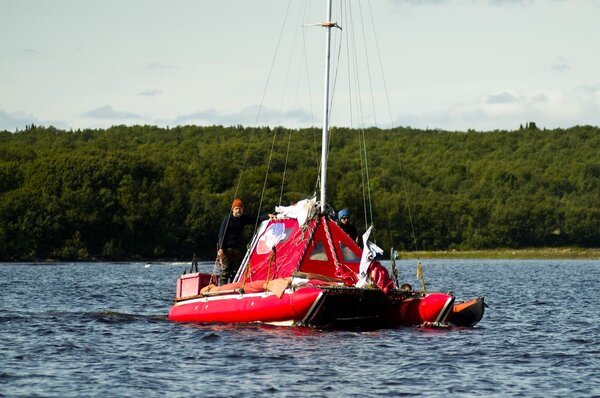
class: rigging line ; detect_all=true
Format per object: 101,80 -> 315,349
275,3 -> 309,206
235,0 -> 291,243
314,2 -> 344,201
357,0 -> 378,127
254,0 -> 293,125
349,2 -> 375,234
367,0 -> 394,126
295,5 -> 321,198
225,128 -> 255,271
280,0 -> 307,116
254,127 -> 280,236
360,127 -> 375,234
345,2 -> 368,232
358,128 -> 368,232
302,29 -> 316,129
355,2 -> 376,232
324,1 -> 345,202
343,2 -> 354,129
298,1 -> 318,171
328,1 -> 344,122
319,4 -> 343,189
385,199 -> 396,265
220,0 -> 289,265
279,129 -> 293,206
347,1 -> 370,231
365,0 -> 419,251
395,134 -> 420,252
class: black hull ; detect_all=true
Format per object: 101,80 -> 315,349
299,287 -> 455,329
300,287 -> 391,329
448,297 -> 486,327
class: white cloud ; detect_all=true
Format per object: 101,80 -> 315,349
9,46 -> 41,56
0,108 -> 38,131
138,90 -> 162,97
486,91 -> 518,104
531,93 -> 548,103
389,0 -> 534,5
2,1 -> 598,132
170,105 -> 314,127
394,87 -> 600,131
145,62 -> 179,70
0,108 -> 67,131
82,105 -> 141,120
551,56 -> 570,72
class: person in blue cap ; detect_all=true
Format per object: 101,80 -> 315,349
337,208 -> 358,243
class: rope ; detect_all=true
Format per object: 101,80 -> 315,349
211,257 -> 221,284
240,260 -> 252,293
360,128 -> 374,232
416,260 -> 426,292
341,3 -> 368,232
279,130 -> 293,206
357,0 -> 377,128
299,0 -> 316,128
265,248 -> 276,291
253,0 -> 293,126
322,217 -> 341,270
295,217 -> 319,271
367,0 -> 394,129
343,2 -> 375,233
357,131 -> 368,232
322,216 -> 354,278
357,1 -> 376,230
390,248 -> 400,287
254,128 -> 279,236
230,0 -> 292,241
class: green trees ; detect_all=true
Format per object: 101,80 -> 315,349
1,124 -> 599,261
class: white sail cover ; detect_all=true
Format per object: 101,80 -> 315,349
273,197 -> 317,226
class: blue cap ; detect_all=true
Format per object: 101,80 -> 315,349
338,208 -> 350,220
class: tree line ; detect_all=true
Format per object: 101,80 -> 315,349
1,123 -> 599,261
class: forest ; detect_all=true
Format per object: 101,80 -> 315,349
1,123 -> 599,261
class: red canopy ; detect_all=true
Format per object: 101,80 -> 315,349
237,215 -> 362,283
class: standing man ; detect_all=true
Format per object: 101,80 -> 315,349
217,198 -> 254,285
337,208 -> 358,243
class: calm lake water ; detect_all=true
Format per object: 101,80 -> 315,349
1,259 -> 599,397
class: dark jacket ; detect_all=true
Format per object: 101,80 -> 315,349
339,221 -> 358,242
218,213 -> 255,251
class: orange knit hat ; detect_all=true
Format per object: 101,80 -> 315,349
231,198 -> 244,209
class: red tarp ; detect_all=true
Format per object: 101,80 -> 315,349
238,216 -> 362,283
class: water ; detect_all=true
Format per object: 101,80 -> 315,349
1,260 -> 599,397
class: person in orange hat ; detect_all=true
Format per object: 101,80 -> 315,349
217,198 -> 255,285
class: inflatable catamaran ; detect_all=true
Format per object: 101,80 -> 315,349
168,199 -> 484,328
168,0 -> 484,329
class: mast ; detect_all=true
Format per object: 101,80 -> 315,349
320,0 -> 333,213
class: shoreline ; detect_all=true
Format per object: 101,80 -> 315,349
5,247 -> 600,263
397,248 -> 600,260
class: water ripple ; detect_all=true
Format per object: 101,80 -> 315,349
1,260 -> 600,397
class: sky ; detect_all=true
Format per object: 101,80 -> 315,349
1,0 -> 599,132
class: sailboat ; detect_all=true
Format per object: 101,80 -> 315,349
168,1 -> 484,329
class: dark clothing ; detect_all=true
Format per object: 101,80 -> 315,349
218,213 -> 254,251
220,248 -> 244,285
217,213 -> 254,285
339,221 -> 358,243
